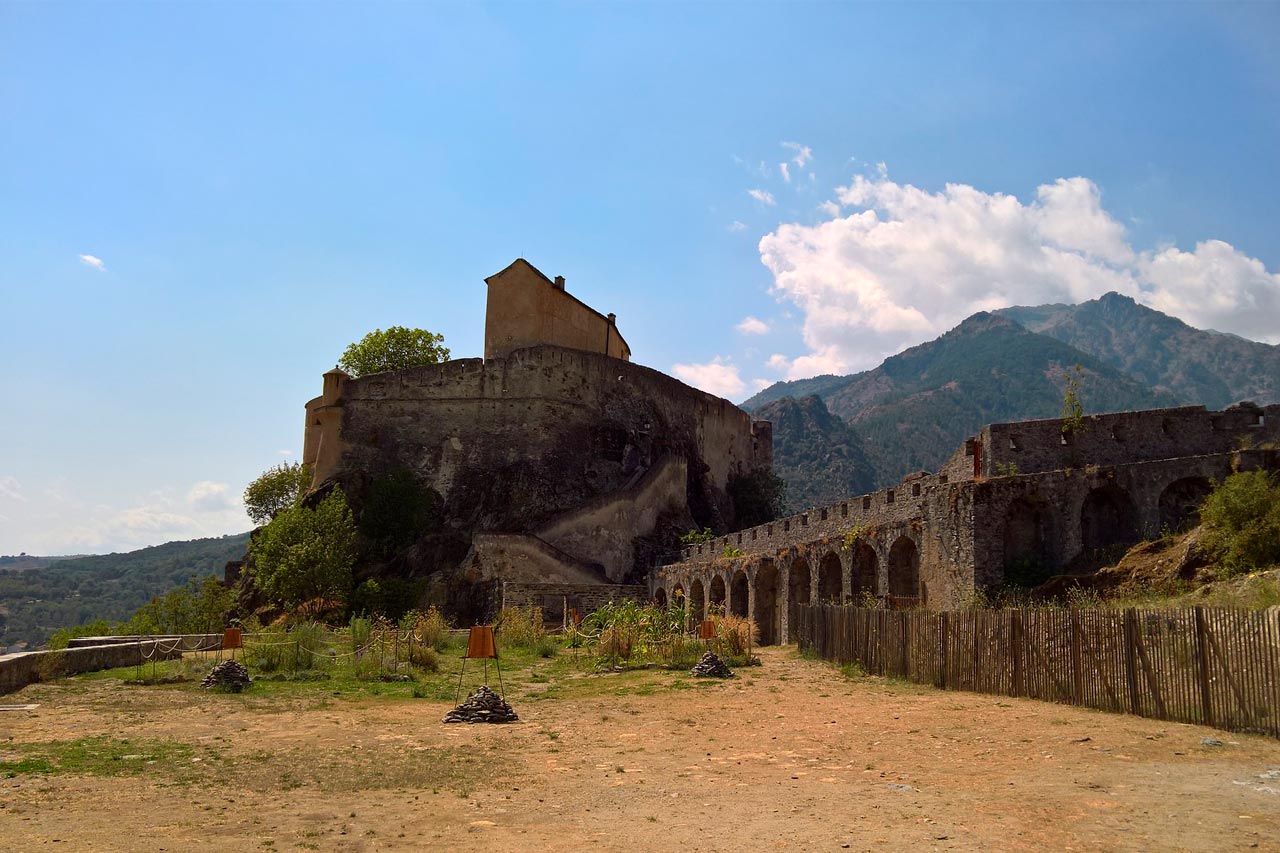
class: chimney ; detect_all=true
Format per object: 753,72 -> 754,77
553,275 -> 565,291
607,312 -> 616,325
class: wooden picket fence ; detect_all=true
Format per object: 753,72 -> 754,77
795,604 -> 1280,738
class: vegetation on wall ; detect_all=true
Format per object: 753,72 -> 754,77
338,326 -> 450,377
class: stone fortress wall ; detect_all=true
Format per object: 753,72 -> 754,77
656,403 -> 1280,645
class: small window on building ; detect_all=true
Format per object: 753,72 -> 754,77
912,483 -> 921,497
767,524 -> 773,536
1211,416 -> 1223,431
783,520 -> 790,532
1008,436 -> 1021,451
737,533 -> 743,544
841,503 -> 848,517
801,514 -> 809,527
1249,412 -> 1264,428
820,508 -> 828,521
862,496 -> 871,511
886,490 -> 895,504
965,439 -> 976,457
752,529 -> 758,540
939,474 -> 948,484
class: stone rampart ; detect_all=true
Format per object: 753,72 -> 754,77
0,639 -> 186,695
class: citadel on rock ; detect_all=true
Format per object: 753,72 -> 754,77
299,258 -> 1280,633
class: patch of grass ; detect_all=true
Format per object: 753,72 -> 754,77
1,736 -> 200,779
838,662 -> 867,680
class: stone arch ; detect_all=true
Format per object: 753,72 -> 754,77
887,536 -> 920,600
730,570 -> 749,618
1003,497 -> 1051,585
818,551 -> 843,603
709,574 -> 727,612
753,563 -> 781,645
850,541 -> 879,598
655,587 -> 668,608
1080,484 -> 1139,556
1158,476 -> 1212,533
689,577 -> 706,622
787,555 -> 812,639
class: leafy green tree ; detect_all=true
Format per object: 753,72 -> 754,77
126,577 -> 237,635
728,469 -> 787,529
243,462 -> 311,526
1201,470 -> 1280,575
248,490 -> 357,608
338,327 -> 450,378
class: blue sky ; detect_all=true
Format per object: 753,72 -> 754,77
2,1 -> 1278,554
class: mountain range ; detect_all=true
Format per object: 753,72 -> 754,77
744,293 -> 1279,512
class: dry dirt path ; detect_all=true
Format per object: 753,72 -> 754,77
2,646 -> 1278,852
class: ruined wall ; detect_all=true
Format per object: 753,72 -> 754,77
483,259 -> 631,362
500,581 -> 649,624
981,404 -> 1279,477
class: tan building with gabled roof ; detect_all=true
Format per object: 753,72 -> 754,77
483,258 -> 630,362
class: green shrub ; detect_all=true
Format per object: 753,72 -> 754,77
1201,470 -> 1280,576
248,489 -> 357,609
494,605 -> 546,648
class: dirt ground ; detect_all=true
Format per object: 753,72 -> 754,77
2,646 -> 1278,852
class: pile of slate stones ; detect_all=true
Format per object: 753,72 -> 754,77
690,651 -> 734,678
201,659 -> 252,691
442,685 -> 519,724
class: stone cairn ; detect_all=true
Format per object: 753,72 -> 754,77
690,651 -> 734,678
443,685 -> 519,724
201,660 -> 252,692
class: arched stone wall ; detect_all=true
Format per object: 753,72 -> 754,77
709,574 -> 727,612
818,551 -> 842,603
730,570 -> 749,618
786,556 -> 812,642
1080,484 -> 1139,557
849,541 -> 879,598
1158,476 -> 1212,533
753,563 -> 781,645
887,536 -> 920,600
689,578 -> 706,622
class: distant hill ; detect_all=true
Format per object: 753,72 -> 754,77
0,555 -> 77,572
996,292 -> 1280,408
0,533 -> 250,651
746,313 -> 1179,491
755,395 -> 876,513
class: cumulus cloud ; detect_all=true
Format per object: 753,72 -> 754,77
671,356 -> 747,399
748,189 -> 776,206
0,476 -> 24,502
782,142 -> 813,168
186,480 -> 237,512
736,316 -> 770,335
78,253 -> 105,271
758,169 -> 1280,379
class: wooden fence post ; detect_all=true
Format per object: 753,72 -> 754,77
900,610 -> 910,679
1070,610 -> 1084,706
939,611 -> 950,690
1123,609 -> 1142,716
1011,609 -> 1024,697
1194,607 -> 1215,729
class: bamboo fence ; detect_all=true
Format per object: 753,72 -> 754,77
795,604 -> 1280,738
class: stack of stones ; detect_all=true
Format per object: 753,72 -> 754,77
442,686 -> 519,724
201,660 -> 252,691
690,651 -> 734,678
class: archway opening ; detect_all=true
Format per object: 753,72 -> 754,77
689,578 -> 706,622
709,575 -> 727,612
887,536 -> 920,603
753,564 -> 781,645
1080,484 -> 1139,558
1003,498 -> 1051,587
655,587 -> 668,608
1159,477 -> 1212,533
730,570 -> 749,618
851,542 -> 879,599
818,552 -> 842,603
787,557 -> 811,640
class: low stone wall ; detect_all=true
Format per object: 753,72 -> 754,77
501,581 -> 649,625
66,634 -> 223,650
0,640 -> 187,695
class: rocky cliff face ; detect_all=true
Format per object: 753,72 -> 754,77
752,395 -> 874,513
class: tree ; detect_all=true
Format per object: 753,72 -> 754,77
243,462 -> 312,526
1200,471 -> 1280,575
338,327 -> 450,378
728,469 -> 787,529
248,489 -> 357,608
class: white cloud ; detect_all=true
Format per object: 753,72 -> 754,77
748,189 -> 776,206
779,163 -> 791,184
782,142 -> 813,168
818,200 -> 840,217
671,356 -> 747,399
278,449 -> 293,456
758,168 -> 1280,379
78,253 -> 105,271
736,316 -> 770,335
0,476 -> 23,502
186,480 -> 237,512
750,378 -> 773,392
728,221 -> 748,232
